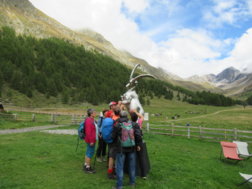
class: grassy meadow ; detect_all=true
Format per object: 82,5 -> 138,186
1,99 -> 252,188
0,129 -> 252,189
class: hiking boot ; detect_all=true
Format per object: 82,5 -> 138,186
82,164 -> 86,170
85,167 -> 96,174
97,157 -> 102,162
108,172 -> 116,179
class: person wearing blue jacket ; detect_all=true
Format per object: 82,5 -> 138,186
101,110 -> 116,179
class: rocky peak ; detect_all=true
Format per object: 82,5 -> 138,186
215,67 -> 240,83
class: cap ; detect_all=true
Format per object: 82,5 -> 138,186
109,101 -> 117,107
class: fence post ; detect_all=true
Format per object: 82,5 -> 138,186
171,123 -> 174,136
72,114 -> 75,124
144,113 -> 149,133
234,128 -> 237,140
187,127 -> 190,139
186,123 -> 191,139
32,114 -> 35,122
51,114 -> 56,123
199,126 -> 202,139
224,129 -> 227,140
13,114 -> 17,121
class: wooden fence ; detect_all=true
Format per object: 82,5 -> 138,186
0,112 -> 85,124
147,124 -> 252,142
1,111 -> 252,143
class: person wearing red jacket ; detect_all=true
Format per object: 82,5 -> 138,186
84,109 -> 97,174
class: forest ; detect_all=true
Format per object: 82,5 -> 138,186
0,26 -> 243,106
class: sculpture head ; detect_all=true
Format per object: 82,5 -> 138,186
121,88 -> 137,105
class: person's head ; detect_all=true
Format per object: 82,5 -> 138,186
120,110 -> 128,118
87,109 -> 96,118
114,107 -> 121,116
130,112 -> 138,122
109,101 -> 117,111
102,109 -> 109,116
105,110 -> 113,118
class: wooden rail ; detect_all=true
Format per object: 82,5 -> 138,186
147,124 -> 252,142
0,112 -> 85,124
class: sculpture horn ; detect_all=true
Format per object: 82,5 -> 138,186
131,74 -> 156,82
129,64 -> 141,80
126,74 -> 156,88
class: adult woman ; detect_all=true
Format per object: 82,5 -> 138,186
84,109 -> 97,173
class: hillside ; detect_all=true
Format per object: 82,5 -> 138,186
0,27 -> 239,107
0,0 -> 210,92
0,27 -> 174,106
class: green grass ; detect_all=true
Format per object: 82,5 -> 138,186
171,108 -> 252,130
2,98 -> 252,131
0,131 -> 251,189
0,118 -> 52,130
143,98 -> 252,130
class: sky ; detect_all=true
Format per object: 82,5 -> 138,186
29,0 -> 252,78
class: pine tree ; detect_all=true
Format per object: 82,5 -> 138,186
62,91 -> 69,104
247,95 -> 252,105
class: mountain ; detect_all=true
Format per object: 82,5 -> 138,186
0,0 -> 210,92
211,67 -> 241,83
188,67 -> 252,97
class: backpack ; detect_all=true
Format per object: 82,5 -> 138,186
75,118 -> 87,152
78,119 -> 86,140
120,121 -> 135,147
101,118 -> 114,144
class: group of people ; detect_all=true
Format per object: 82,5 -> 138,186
83,101 -> 144,189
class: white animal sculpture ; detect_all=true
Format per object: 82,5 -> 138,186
121,64 -> 156,115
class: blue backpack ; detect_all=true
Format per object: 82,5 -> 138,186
101,118 -> 114,144
75,118 -> 87,152
78,119 -> 86,140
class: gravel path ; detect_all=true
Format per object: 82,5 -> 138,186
41,129 -> 77,135
0,125 -> 70,135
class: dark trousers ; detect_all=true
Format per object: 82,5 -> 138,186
96,137 -> 107,157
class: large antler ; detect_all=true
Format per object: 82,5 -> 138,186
126,64 -> 156,89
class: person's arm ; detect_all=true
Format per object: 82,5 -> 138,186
133,123 -> 142,150
133,109 -> 144,120
97,117 -> 103,137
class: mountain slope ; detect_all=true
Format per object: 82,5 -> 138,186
188,67 -> 252,97
0,0 -> 211,92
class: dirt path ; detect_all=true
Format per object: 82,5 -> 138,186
163,107 -> 247,123
0,124 -> 70,135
